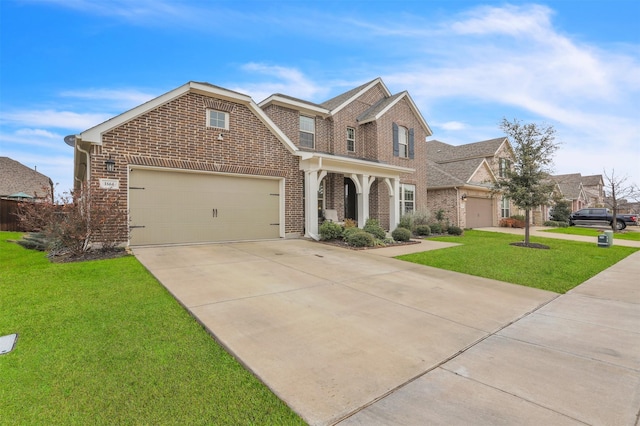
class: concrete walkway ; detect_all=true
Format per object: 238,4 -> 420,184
133,228 -> 640,425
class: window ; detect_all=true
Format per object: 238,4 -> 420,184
400,184 -> 415,214
501,196 -> 510,218
398,126 -> 408,157
346,127 -> 355,152
499,158 -> 511,178
208,110 -> 228,130
299,115 -> 315,148
393,123 -> 414,158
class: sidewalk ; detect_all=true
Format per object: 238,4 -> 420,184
475,225 -> 640,248
339,228 -> 640,425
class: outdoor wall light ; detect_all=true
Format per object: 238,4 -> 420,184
461,193 -> 467,200
105,155 -> 115,173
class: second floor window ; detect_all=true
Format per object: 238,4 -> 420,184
299,115 -> 315,148
499,158 -> 511,177
208,110 -> 229,130
347,127 -> 355,152
398,126 -> 408,157
393,123 -> 414,159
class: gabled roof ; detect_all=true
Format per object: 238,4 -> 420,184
582,174 -> 604,186
77,81 -> 298,154
260,78 -> 432,135
426,158 -> 495,189
552,173 -> 583,183
427,137 -> 509,164
320,78 -> 391,112
0,157 -> 53,198
356,91 -> 432,136
258,93 -> 330,117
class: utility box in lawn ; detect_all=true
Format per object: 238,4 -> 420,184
598,230 -> 613,248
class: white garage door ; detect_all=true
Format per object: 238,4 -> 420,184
129,168 -> 281,245
466,197 -> 493,228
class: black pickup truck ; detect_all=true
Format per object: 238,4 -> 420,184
569,208 -> 638,230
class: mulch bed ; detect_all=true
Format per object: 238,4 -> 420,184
509,242 -> 550,249
48,249 -> 130,263
318,239 -> 422,250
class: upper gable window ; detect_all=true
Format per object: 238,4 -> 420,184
393,123 -> 414,159
499,158 -> 511,177
208,110 -> 229,130
299,115 -> 315,148
346,127 -> 355,152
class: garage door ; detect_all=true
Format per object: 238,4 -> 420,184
466,197 -> 493,228
129,168 -> 281,245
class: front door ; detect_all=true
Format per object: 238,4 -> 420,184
344,178 -> 357,221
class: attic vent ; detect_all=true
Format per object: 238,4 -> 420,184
203,99 -> 235,113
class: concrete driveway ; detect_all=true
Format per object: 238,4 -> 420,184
133,237 -> 640,425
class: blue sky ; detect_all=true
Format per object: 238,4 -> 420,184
1,0 -> 639,196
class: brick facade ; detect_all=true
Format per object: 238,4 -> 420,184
90,91 -> 304,243
76,79 -> 433,244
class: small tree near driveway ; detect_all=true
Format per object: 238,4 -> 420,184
494,118 -> 560,247
603,168 -> 640,232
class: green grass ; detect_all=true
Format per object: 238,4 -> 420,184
0,232 -> 304,426
398,230 -> 638,294
542,226 -> 640,241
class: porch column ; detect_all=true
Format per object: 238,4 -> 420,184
351,174 -> 375,228
305,169 -> 320,239
385,177 -> 400,230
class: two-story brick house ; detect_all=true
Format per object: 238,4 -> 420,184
71,78 -> 432,246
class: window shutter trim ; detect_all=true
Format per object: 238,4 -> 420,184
393,122 -> 399,157
408,128 -> 415,159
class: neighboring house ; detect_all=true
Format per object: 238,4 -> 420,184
582,174 -> 605,206
425,138 -> 514,228
552,173 -> 591,211
0,156 -> 53,201
71,78 -> 432,246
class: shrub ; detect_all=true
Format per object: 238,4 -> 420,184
345,229 -> 375,247
343,218 -> 357,229
16,186 -> 126,256
414,224 -> 431,236
319,221 -> 342,240
17,232 -> 49,251
342,226 -> 362,239
391,227 -> 411,242
429,222 -> 442,234
510,214 -> 525,221
550,199 -> 572,223
397,215 -> 413,230
500,218 -> 514,228
363,218 -> 386,240
412,210 -> 431,226
447,225 -> 463,236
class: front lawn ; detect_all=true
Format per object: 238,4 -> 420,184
0,232 -> 304,425
397,230 -> 638,293
542,226 -> 640,241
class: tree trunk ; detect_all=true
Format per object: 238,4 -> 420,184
525,209 -> 531,246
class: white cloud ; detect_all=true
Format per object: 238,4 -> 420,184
439,121 -> 466,131
60,88 -> 157,110
1,110 -> 111,130
233,63 -> 329,102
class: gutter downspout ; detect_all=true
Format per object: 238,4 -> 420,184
75,142 -> 91,185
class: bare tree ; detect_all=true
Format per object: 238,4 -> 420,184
494,118 -> 560,246
603,169 -> 640,231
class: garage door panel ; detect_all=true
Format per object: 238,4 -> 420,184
129,168 -> 280,245
466,197 -> 493,228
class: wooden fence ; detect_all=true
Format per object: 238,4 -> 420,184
0,199 -> 32,232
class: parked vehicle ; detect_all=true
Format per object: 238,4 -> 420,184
569,208 -> 638,230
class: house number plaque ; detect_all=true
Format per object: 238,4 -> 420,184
99,178 -> 120,190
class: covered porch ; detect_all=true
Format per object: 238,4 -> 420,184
298,152 -> 414,240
